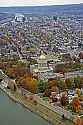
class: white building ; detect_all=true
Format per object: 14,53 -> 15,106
15,14 -> 25,22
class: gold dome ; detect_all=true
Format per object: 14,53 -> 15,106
39,50 -> 46,60
40,54 -> 46,60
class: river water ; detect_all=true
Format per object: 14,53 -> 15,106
0,89 -> 51,125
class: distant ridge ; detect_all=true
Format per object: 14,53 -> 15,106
0,3 -> 83,14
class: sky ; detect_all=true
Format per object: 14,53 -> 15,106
0,0 -> 82,7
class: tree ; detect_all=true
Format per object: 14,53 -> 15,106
55,64 -> 65,74
51,86 -> 56,92
74,76 -> 81,88
79,52 -> 83,59
65,78 -> 73,89
53,16 -> 57,21
37,80 -> 45,93
80,77 -> 83,88
5,67 -> 16,78
73,116 -> 83,125
19,76 -> 38,93
43,90 -> 49,97
49,79 -> 57,92
57,79 -> 66,90
75,88 -> 81,97
60,93 -> 68,106
49,79 -> 57,87
72,97 -> 80,112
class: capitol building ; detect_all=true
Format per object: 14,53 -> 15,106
30,50 -> 56,80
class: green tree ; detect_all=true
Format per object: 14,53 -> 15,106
37,80 -> 45,93
74,76 -> 81,88
65,78 -> 75,89
57,79 -> 66,90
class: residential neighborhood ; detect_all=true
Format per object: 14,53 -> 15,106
0,4 -> 83,125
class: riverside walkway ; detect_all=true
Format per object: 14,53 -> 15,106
0,83 -> 74,125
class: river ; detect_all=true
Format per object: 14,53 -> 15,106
0,89 -> 51,125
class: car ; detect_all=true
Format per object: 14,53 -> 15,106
68,95 -> 72,100
68,95 -> 75,103
68,90 -> 75,96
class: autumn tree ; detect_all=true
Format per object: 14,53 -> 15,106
49,79 -> 57,92
75,88 -> 81,97
60,93 -> 68,106
73,116 -> 82,125
55,64 -> 65,74
79,52 -> 83,59
5,67 -> 16,78
22,77 -> 37,93
72,97 -> 80,112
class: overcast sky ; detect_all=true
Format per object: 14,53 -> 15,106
0,0 -> 82,7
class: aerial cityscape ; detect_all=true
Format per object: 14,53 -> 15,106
0,1 -> 83,125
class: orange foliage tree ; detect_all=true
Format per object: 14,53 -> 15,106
49,79 -> 57,92
73,116 -> 83,125
72,97 -> 80,112
19,76 -> 38,93
60,92 -> 68,106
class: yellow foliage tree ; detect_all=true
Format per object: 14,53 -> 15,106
75,88 -> 81,97
21,77 -> 38,93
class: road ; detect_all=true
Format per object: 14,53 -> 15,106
64,70 -> 83,79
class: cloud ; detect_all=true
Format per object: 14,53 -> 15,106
0,0 -> 82,7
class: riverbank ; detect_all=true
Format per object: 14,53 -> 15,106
0,89 -> 50,125
0,85 -> 74,125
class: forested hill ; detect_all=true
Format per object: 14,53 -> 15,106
0,3 -> 83,14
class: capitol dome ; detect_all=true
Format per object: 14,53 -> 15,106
39,50 -> 46,60
40,54 -> 46,60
